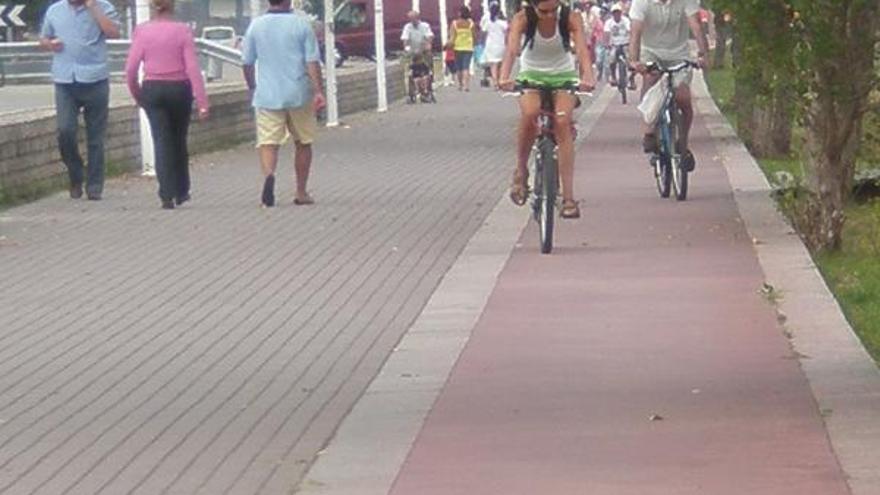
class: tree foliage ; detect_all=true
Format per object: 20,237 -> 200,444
711,0 -> 880,251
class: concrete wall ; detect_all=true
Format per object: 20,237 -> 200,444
0,61 -> 405,202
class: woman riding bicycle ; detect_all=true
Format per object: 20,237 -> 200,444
498,0 -> 595,219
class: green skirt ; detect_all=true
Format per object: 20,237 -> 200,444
516,70 -> 579,89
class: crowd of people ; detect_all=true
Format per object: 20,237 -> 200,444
39,0 -> 708,219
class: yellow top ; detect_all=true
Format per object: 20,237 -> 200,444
452,20 -> 474,51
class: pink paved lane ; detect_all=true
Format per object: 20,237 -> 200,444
388,94 -> 850,494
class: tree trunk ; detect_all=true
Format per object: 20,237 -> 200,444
798,2 -> 879,252
712,11 -> 729,69
750,84 -> 792,158
731,31 -> 756,150
802,90 -> 865,252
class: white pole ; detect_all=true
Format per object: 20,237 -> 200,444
374,0 -> 388,112
324,0 -> 339,126
439,0 -> 449,85
250,0 -> 261,21
135,0 -> 155,176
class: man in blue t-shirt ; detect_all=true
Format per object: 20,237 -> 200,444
242,0 -> 326,208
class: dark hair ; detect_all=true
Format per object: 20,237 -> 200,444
459,5 -> 471,19
490,3 -> 504,22
268,0 -> 286,5
522,0 -> 571,52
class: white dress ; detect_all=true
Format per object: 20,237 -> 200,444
481,17 -> 509,64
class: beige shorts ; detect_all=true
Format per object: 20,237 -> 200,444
640,51 -> 693,88
255,107 -> 317,146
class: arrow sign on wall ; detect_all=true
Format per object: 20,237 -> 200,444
0,4 -> 26,28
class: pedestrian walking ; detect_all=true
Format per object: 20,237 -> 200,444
125,0 -> 210,210
480,1 -> 508,88
448,5 -> 477,91
242,0 -> 326,208
39,0 -> 121,201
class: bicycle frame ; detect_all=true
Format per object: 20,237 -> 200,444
647,61 -> 698,201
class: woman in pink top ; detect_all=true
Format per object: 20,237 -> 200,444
125,0 -> 209,209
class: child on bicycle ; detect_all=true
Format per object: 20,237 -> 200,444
498,0 -> 595,219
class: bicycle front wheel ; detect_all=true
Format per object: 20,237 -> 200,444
536,138 -> 557,254
618,61 -> 628,104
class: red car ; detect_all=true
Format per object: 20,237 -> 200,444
309,0 -> 484,66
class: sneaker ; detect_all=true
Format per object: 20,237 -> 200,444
161,198 -> 175,210
69,183 -> 83,199
680,150 -> 696,172
87,192 -> 102,201
175,193 -> 191,206
261,175 -> 275,207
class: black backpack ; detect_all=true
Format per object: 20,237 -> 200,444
521,3 -> 572,52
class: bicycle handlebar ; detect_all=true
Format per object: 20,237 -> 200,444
500,82 -> 593,98
645,60 -> 701,74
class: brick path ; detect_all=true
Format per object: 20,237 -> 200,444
0,88 -> 517,494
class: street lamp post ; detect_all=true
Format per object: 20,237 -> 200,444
374,0 -> 387,112
324,0 -> 339,126
134,0 -> 154,176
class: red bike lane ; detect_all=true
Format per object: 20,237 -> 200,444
387,91 -> 850,494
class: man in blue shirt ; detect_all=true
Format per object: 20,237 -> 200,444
40,0 -> 120,200
242,0 -> 326,208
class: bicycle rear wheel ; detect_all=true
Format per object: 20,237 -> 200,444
535,138 -> 557,254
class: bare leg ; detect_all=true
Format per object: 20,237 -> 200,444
260,145 -> 279,177
259,145 -> 279,206
490,63 -> 500,87
674,83 -> 694,151
516,93 -> 541,181
553,92 -> 577,203
294,141 -> 312,202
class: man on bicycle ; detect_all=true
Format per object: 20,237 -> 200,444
628,0 -> 708,171
604,3 -> 635,89
498,0 -> 595,219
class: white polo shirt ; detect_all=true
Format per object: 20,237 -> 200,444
629,0 -> 699,61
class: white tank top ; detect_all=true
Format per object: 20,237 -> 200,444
519,22 -> 575,73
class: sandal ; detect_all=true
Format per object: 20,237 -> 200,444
293,194 -> 315,205
509,173 -> 529,206
561,200 -> 581,219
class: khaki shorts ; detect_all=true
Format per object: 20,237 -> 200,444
640,51 -> 693,88
255,107 -> 317,146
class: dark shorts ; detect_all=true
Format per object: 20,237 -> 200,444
445,60 -> 457,73
411,64 -> 431,79
454,51 -> 473,72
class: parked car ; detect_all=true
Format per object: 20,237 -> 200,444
304,0 -> 476,67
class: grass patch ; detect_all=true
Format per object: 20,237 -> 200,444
705,50 -> 880,363
816,200 -> 880,361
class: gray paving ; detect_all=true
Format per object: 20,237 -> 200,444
0,87 -> 517,494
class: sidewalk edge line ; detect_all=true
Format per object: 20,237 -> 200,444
693,73 -> 880,495
294,86 -> 615,495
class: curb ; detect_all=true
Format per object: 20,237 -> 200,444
693,73 -> 880,495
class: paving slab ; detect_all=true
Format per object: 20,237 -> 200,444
0,87 -> 517,494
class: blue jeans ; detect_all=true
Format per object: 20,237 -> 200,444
54,80 -> 109,195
